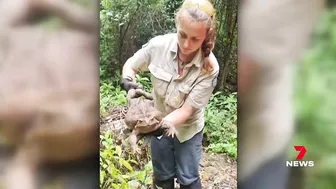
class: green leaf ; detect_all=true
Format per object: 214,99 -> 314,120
137,170 -> 146,182
115,174 -> 127,185
112,183 -> 120,189
121,182 -> 128,189
115,145 -> 122,157
120,159 -> 134,172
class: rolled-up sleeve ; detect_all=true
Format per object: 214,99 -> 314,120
127,40 -> 154,72
186,71 -> 219,109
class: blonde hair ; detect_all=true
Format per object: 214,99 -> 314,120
175,0 -> 216,74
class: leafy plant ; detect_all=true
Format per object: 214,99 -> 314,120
100,132 -> 153,189
100,81 -> 127,114
204,92 -> 237,159
135,72 -> 152,93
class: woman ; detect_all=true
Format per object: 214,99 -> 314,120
121,0 -> 218,188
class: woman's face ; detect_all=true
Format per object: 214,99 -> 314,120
177,12 -> 207,56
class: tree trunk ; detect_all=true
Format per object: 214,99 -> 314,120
215,0 -> 238,92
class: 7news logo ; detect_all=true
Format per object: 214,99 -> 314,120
286,146 -> 314,167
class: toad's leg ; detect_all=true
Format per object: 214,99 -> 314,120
134,89 -> 153,100
141,136 -> 151,148
129,129 -> 141,154
136,133 -> 145,144
126,88 -> 137,105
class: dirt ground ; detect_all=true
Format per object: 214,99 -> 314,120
199,151 -> 237,189
101,106 -> 237,189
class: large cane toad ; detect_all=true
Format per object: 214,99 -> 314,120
124,88 -> 176,153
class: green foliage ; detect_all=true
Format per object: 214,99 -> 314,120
135,73 -> 153,93
164,0 -> 184,17
100,132 -> 153,189
100,0 -> 178,80
100,82 -> 127,113
293,8 -> 336,189
205,92 -> 237,159
100,72 -> 127,114
99,73 -> 152,114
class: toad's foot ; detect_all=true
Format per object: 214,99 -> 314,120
131,144 -> 141,154
129,133 -> 141,154
160,120 -> 177,138
165,126 -> 177,138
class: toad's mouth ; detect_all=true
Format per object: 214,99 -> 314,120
136,119 -> 160,127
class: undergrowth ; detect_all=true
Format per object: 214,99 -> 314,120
100,132 -> 153,189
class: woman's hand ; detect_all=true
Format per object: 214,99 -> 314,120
160,102 -> 196,138
159,120 -> 178,138
120,76 -> 142,92
121,59 -> 142,92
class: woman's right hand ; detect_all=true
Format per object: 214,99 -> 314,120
120,76 -> 142,92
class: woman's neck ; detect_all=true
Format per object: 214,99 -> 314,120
178,48 -> 198,63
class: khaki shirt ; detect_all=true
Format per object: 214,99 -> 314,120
126,33 -> 219,143
239,0 -> 325,182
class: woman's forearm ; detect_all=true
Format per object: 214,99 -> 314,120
163,102 -> 195,128
122,60 -> 138,80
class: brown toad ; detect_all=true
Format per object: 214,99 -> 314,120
124,88 -> 176,153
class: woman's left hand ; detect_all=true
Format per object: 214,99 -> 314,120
159,119 -> 178,138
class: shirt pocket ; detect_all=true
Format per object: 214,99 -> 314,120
148,64 -> 172,97
166,83 -> 192,109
